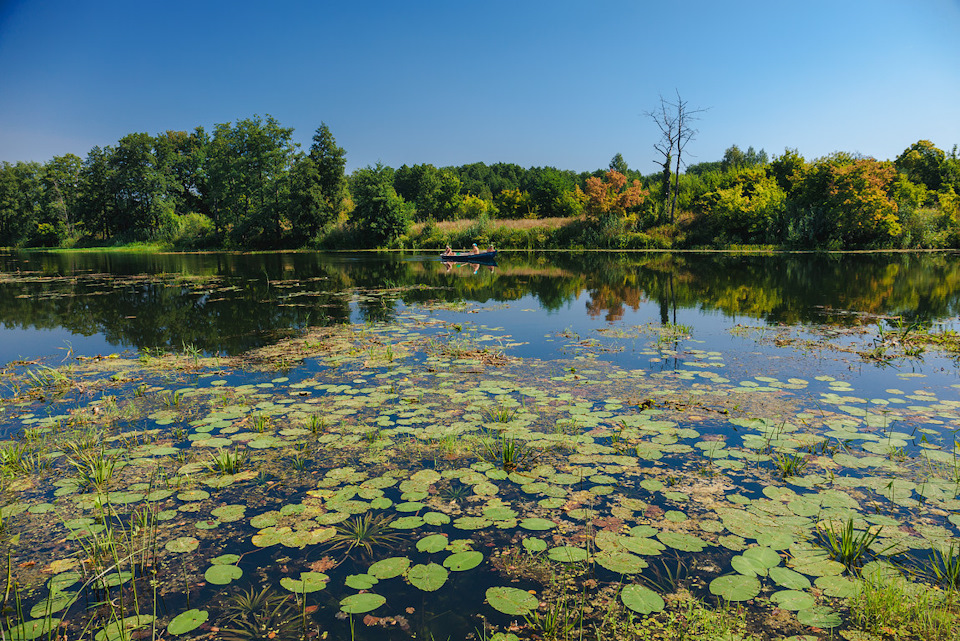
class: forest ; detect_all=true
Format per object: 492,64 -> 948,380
1,114 -> 958,251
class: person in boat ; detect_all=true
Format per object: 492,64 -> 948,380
488,244 -> 494,253
443,245 -> 453,256
471,243 -> 479,254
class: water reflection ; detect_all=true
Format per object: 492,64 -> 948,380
1,250 -> 959,360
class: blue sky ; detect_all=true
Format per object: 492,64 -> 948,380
1,0 -> 958,174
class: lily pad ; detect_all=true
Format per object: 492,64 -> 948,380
279,572 -> 328,593
204,564 -> 242,585
164,537 -> 199,553
407,563 -> 448,591
168,609 -> 208,635
486,586 -> 538,615
95,615 -> 154,641
796,606 -> 842,628
369,557 -> 410,580
620,584 -> 665,614
417,534 -> 449,553
345,574 -> 378,590
709,575 -> 761,601
340,593 -> 386,614
770,590 -> 816,611
519,517 -> 556,531
548,546 -> 589,563
594,551 -> 647,574
443,551 -> 483,571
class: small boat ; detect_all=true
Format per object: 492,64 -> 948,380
440,250 -> 497,263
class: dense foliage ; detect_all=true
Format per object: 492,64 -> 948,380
1,113 -> 958,250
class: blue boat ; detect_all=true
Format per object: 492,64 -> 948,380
440,250 -> 497,263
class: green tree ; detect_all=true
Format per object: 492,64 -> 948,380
350,163 -> 412,246
789,153 -> 901,247
109,132 -> 166,237
394,164 -> 462,220
895,140 -> 945,192
77,146 -> 116,239
609,153 -> 628,174
288,123 -> 347,243
205,115 -> 295,245
40,154 -> 83,241
0,161 -> 43,245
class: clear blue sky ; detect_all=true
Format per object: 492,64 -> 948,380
1,0 -> 958,175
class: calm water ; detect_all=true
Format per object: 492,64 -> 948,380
2,250 -> 960,640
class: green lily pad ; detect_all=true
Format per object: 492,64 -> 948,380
621,584 -> 664,614
369,557 -> 410,580
29,592 -> 76,618
486,586 -> 538,615
770,590 -> 815,611
204,564 -> 242,585
548,546 -> 588,563
168,609 -> 208,635
7,619 -> 61,641
340,593 -> 386,614
417,534 -> 449,553
95,615 -> 154,641
522,538 -> 548,553
165,537 -> 199,553
345,574 -> 378,590
709,575 -> 761,601
407,563 -> 448,591
768,567 -> 811,590
656,531 -> 708,552
391,516 -> 425,529
279,572 -> 328,593
595,551 -> 647,574
443,551 -> 483,571
519,517 -> 556,531
796,606 -> 842,628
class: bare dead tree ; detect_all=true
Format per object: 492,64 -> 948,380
646,91 -> 708,223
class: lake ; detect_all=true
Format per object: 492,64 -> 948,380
1,250 -> 959,641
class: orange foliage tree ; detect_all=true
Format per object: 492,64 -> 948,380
577,171 -> 648,221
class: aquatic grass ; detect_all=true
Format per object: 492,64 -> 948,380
327,513 -> 404,559
850,572 -> 960,641
207,449 -> 248,475
926,543 -> 960,590
639,553 -> 690,594
482,403 -> 519,424
523,589 -> 584,640
816,518 -> 886,570
66,444 -> 118,490
771,451 -> 809,477
479,432 -> 534,472
220,587 -> 300,641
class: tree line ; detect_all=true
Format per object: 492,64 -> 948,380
1,113 -> 958,250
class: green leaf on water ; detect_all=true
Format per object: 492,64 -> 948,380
620,584 -> 664,614
768,567 -> 811,590
407,563 -> 448,591
345,574 -> 378,590
204,564 -> 242,585
164,537 -> 199,553
770,590 -> 815,611
368,557 -> 410,580
279,572 -> 328,593
595,551 -> 647,574
796,606 -> 842,628
709,575 -> 760,601
519,517 -> 556,531
339,593 -> 386,614
486,586 -> 538,615
167,609 -> 208,635
443,551 -> 483,571
522,538 -> 547,553
548,546 -> 588,563
417,534 -> 449,553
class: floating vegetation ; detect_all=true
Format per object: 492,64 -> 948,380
327,513 -> 405,559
